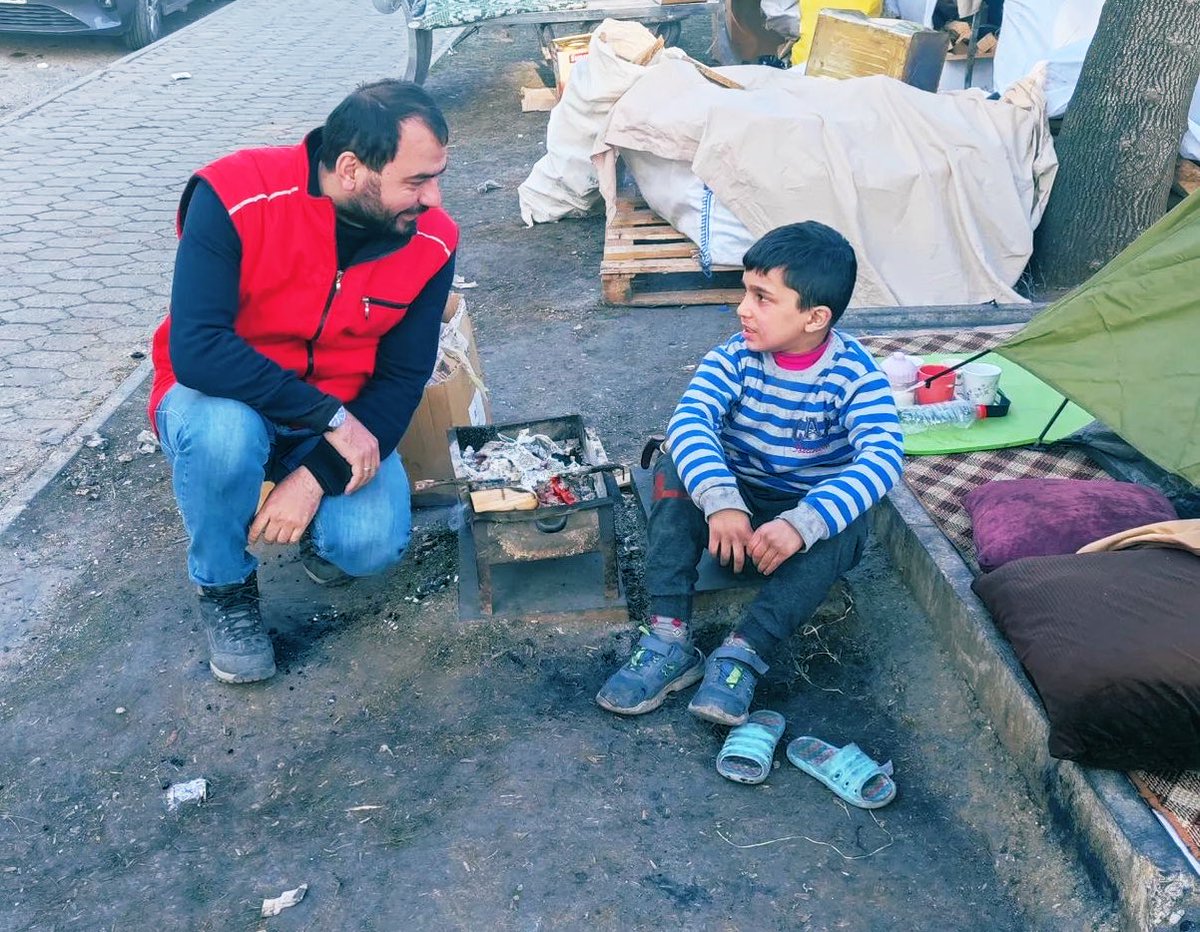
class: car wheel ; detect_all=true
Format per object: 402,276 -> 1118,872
124,0 -> 163,50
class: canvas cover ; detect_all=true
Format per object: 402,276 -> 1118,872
993,0 -> 1200,159
998,191 -> 1200,485
596,62 -> 1057,307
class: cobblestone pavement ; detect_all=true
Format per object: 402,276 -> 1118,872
0,0 -> 431,518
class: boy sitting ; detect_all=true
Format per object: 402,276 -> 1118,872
597,222 -> 904,726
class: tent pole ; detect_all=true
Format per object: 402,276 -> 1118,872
1033,398 -> 1070,449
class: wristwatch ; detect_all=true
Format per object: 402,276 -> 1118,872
325,405 -> 348,432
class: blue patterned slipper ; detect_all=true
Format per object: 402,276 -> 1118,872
787,736 -> 897,808
716,710 -> 786,784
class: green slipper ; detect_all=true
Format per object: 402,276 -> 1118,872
786,736 -> 896,809
716,710 -> 786,785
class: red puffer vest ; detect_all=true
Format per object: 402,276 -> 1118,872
148,136 -> 458,430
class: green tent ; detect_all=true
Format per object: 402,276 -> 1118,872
996,190 -> 1200,485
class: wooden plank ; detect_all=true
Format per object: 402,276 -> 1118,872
605,242 -> 698,261
607,228 -> 692,243
618,285 -> 746,307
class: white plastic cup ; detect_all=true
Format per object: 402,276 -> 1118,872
960,362 -> 1002,405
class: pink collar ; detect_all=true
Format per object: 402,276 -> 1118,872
773,336 -> 830,371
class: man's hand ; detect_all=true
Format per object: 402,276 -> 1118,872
708,509 -> 754,573
325,410 -> 380,494
249,467 -> 324,545
748,519 -> 805,576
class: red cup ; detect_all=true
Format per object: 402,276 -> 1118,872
915,364 -> 956,404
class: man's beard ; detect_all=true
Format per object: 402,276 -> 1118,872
338,176 -> 424,242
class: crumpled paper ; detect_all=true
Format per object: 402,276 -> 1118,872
261,883 -> 308,917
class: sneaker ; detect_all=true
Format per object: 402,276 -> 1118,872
688,642 -> 769,726
299,529 -> 352,587
595,628 -> 705,716
197,574 -> 276,684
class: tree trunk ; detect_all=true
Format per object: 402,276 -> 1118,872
1032,0 -> 1200,290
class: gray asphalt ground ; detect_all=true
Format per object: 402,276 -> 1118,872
0,2 -> 1118,929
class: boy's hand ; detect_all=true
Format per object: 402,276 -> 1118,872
708,509 -> 754,573
749,519 -> 805,576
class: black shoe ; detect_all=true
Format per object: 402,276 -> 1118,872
197,574 -> 276,684
299,530 -> 352,587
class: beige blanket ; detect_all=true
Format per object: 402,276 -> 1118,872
1078,520 -> 1200,557
596,63 -> 1057,308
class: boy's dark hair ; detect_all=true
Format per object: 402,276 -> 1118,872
742,221 -> 857,324
320,79 -> 449,173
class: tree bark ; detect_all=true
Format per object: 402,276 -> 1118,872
1032,0 -> 1200,290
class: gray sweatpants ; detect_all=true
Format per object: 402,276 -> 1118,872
645,453 -> 867,659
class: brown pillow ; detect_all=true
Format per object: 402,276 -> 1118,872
972,547 -> 1200,770
964,478 -> 1177,572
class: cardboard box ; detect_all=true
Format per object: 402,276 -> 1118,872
551,34 -> 591,97
398,293 -> 490,501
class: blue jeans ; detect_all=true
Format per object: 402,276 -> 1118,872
156,385 -> 412,588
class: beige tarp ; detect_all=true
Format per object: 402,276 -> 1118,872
595,63 -> 1057,307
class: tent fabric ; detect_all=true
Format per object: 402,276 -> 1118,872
997,190 -> 1200,485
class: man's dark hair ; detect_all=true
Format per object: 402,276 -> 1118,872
320,79 -> 449,172
742,221 -> 858,324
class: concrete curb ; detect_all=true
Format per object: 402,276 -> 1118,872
872,482 -> 1199,931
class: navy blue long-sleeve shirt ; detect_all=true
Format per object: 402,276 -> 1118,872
169,174 -> 455,495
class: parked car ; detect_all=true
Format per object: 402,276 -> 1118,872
0,0 -> 200,50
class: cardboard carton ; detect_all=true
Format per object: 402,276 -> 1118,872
551,34 -> 591,98
398,293 -> 490,501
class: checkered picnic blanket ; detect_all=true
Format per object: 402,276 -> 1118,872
858,329 -> 1106,567
861,328 -> 1200,869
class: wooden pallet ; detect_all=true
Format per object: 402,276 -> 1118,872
600,194 -> 744,307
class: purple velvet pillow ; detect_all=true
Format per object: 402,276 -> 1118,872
965,478 -> 1177,572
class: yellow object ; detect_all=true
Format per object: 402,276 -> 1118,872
791,0 -> 882,66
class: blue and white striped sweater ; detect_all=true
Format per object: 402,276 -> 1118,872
667,330 -> 904,546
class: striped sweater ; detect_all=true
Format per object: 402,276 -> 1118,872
667,330 -> 904,547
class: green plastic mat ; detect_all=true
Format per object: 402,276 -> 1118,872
896,353 -> 1093,456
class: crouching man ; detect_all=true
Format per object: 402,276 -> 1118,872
148,80 -> 457,684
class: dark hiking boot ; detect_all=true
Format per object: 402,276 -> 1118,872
198,574 -> 276,684
299,530 -> 352,587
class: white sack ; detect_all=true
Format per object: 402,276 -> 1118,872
994,0 -> 1200,158
517,20 -> 682,226
620,149 -> 757,268
599,63 -> 1057,307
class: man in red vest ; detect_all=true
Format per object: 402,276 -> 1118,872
148,80 -> 458,684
